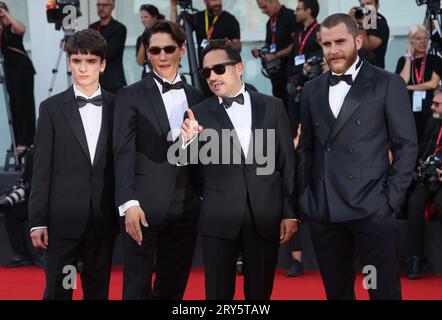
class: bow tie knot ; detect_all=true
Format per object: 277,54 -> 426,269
153,73 -> 185,93
76,95 -> 102,108
222,93 -> 245,109
329,74 -> 354,87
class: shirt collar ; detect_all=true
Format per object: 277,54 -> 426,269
218,83 -> 246,105
73,84 -> 102,99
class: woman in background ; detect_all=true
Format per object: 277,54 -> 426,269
0,2 -> 36,155
136,4 -> 165,79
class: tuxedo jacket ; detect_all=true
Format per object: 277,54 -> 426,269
189,91 -> 297,240
90,19 -> 127,92
113,74 -> 204,226
28,87 -> 119,239
297,61 -> 418,223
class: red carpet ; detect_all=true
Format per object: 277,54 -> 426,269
1,266 -> 441,300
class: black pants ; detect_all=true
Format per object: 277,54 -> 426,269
289,223 -> 303,252
4,202 -> 35,259
407,182 -> 442,257
202,205 -> 279,300
271,76 -> 289,110
122,192 -> 199,300
44,216 -> 116,300
308,204 -> 401,300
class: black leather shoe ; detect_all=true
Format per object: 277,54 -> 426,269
2,255 -> 34,268
407,256 -> 427,280
287,260 -> 304,277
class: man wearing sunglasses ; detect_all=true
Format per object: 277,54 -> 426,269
89,0 -> 127,94
113,21 -> 204,300
181,39 -> 298,300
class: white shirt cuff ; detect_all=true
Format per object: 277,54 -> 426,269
30,226 -> 47,234
118,200 -> 140,216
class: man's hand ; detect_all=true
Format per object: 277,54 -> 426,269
181,109 -> 203,144
437,168 -> 442,182
280,219 -> 298,244
251,47 -> 260,58
125,206 -> 148,246
31,229 -> 49,250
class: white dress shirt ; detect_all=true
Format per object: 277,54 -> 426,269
31,85 -> 103,233
118,72 -> 190,216
218,84 -> 252,156
329,56 -> 363,118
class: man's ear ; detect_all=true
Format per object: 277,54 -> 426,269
355,34 -> 364,51
100,59 -> 107,73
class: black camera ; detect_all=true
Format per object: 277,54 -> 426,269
0,181 -> 30,210
354,7 -> 365,20
255,47 -> 283,79
46,0 -> 81,31
417,155 -> 442,190
416,0 -> 441,11
177,0 -> 193,9
305,55 -> 324,80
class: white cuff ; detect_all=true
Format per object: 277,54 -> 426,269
118,200 -> 140,216
30,226 -> 47,234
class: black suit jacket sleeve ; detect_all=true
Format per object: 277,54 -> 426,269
384,74 -> 418,209
296,81 -> 314,193
113,88 -> 137,207
276,100 -> 298,219
106,24 -> 127,62
28,102 -> 54,229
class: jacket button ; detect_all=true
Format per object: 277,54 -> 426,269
347,148 -> 353,153
348,175 -> 354,180
356,120 -> 361,125
314,122 -> 320,128
326,145 -> 331,152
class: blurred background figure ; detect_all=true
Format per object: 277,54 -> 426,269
136,4 -> 165,79
0,1 -> 36,156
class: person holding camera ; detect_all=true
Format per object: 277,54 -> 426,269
253,0 -> 300,108
90,0 -> 127,94
396,25 -> 442,143
349,0 -> 389,69
28,30 -> 119,300
407,87 -> 442,279
136,4 -> 165,80
0,2 -> 36,155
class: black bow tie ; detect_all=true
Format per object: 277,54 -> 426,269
329,74 -> 354,87
153,73 -> 185,94
222,93 -> 245,109
76,95 -> 102,108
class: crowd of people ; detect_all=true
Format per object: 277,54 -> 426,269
1,0 -> 442,300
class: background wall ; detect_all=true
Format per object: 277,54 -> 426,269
0,0 -> 430,161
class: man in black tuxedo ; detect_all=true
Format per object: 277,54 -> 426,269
181,39 -> 298,300
113,21 -> 204,300
28,29 -> 119,300
90,0 -> 127,94
297,14 -> 418,300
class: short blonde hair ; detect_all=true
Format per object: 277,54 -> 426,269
409,24 -> 429,39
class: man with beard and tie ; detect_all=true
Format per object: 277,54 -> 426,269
113,21 -> 204,300
181,39 -> 298,300
29,29 -> 119,300
297,14 -> 418,300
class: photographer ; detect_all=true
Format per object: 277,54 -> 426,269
407,87 -> 442,279
287,0 -> 321,132
349,0 -> 390,69
1,147 -> 43,268
136,5 -> 165,80
0,2 -> 36,155
253,0 -> 300,108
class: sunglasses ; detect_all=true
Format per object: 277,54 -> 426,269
199,61 -> 239,79
148,45 -> 178,55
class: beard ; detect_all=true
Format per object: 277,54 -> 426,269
325,45 -> 358,74
208,5 -> 222,16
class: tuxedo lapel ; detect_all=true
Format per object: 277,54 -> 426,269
317,74 -> 336,127
92,91 -> 110,167
144,75 -> 171,137
248,91 -> 266,161
62,86 -> 92,165
327,62 -> 375,144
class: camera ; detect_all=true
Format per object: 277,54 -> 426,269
305,55 -> 324,80
417,154 -> 442,190
416,0 -> 441,11
177,0 -> 193,9
0,180 -> 30,210
46,0 -> 81,31
354,7 -> 365,20
254,47 -> 283,79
